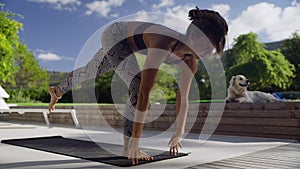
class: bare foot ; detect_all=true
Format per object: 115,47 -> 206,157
48,86 -> 62,112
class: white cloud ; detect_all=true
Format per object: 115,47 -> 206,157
229,1 -> 300,44
28,0 -> 81,11
130,10 -> 149,21
131,4 -> 193,34
164,4 -> 195,32
85,0 -> 124,18
152,0 -> 175,10
38,52 -> 62,61
134,4 -> 231,34
35,49 -> 75,61
211,3 -> 230,19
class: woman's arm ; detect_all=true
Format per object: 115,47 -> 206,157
128,47 -> 170,165
132,45 -> 172,136
169,56 -> 197,154
175,68 -> 193,135
132,68 -> 158,138
131,32 -> 176,135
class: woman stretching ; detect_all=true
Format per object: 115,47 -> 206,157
49,8 -> 228,165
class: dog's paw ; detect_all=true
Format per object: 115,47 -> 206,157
237,98 -> 253,103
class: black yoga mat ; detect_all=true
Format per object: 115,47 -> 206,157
1,136 -> 188,167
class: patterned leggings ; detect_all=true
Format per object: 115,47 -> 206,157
58,22 -> 140,138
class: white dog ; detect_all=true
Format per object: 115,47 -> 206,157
226,75 -> 280,103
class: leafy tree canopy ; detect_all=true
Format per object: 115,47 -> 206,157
0,3 -> 23,84
225,32 -> 295,91
280,32 -> 300,91
0,3 -> 49,102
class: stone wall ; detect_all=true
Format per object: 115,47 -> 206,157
1,102 -> 299,140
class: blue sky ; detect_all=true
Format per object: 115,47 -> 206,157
2,0 -> 300,72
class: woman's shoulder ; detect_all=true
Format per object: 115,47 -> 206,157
144,27 -> 179,49
127,21 -> 177,35
127,21 -> 179,49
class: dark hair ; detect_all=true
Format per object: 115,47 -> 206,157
187,7 -> 228,55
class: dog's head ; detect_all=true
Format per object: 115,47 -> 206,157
229,75 -> 250,89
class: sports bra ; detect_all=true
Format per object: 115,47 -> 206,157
133,23 -> 189,65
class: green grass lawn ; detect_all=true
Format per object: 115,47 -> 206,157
14,103 -> 114,107
12,99 -> 300,107
14,100 -> 225,107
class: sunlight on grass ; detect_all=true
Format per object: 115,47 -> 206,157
13,99 -> 300,107
15,103 -> 114,107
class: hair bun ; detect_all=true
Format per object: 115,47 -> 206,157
188,7 -> 220,20
188,7 -> 200,20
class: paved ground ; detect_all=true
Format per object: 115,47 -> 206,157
0,121 -> 298,169
187,143 -> 300,169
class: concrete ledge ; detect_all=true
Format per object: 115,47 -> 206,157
0,108 -> 80,128
1,103 -> 299,140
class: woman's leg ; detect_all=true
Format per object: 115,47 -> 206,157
101,22 -> 141,140
57,48 -> 113,93
102,22 -> 151,159
113,56 -> 142,157
49,49 -> 114,111
103,39 -> 141,138
58,21 -> 130,93
116,59 -> 142,139
101,37 -> 144,156
119,68 -> 152,160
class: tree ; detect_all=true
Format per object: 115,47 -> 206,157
0,3 -> 49,102
280,32 -> 300,91
231,32 -> 266,65
196,55 -> 227,100
225,32 -> 295,91
135,54 -> 179,103
151,66 -> 178,103
0,3 -> 23,84
69,55 -> 179,104
14,43 -> 49,89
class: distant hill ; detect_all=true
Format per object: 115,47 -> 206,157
264,40 -> 283,50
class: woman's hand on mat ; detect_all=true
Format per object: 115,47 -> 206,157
168,133 -> 183,156
127,137 -> 153,165
48,86 -> 62,112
